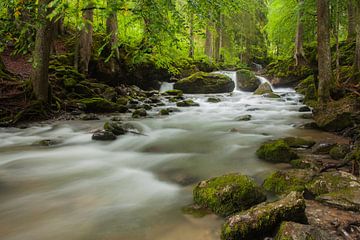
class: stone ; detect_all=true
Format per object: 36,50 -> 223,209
329,144 -> 350,160
263,93 -> 281,98
104,121 -> 127,135
164,89 -> 183,97
254,83 -> 273,95
92,130 -> 117,141
316,187 -> 360,212
282,137 -> 316,149
312,143 -> 337,154
174,72 -> 235,94
132,108 -> 147,118
256,139 -> 298,163
176,100 -> 200,107
79,98 -> 118,113
193,173 -> 266,217
262,169 -> 315,195
207,97 -> 222,103
159,109 -> 170,115
275,221 -> 332,240
221,191 -> 307,240
236,69 -> 260,92
80,113 -> 99,121
235,115 -> 252,121
299,106 -> 311,112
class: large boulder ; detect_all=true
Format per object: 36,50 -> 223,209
256,139 -> 298,163
263,169 -> 315,195
236,69 -> 260,92
193,173 -> 266,217
78,98 -> 118,113
221,191 -> 307,240
174,72 -> 235,94
254,82 -> 273,95
275,221 -> 332,240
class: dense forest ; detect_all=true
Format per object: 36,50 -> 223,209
0,0 -> 360,239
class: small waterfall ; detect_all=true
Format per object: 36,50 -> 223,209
160,82 -> 174,92
214,71 -> 238,92
252,62 -> 263,72
256,76 -> 274,91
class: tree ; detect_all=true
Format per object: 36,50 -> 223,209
31,0 -> 53,102
317,0 -> 332,104
354,0 -> 360,76
347,0 -> 356,41
294,0 -> 307,66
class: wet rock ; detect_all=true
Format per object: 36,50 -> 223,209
301,122 -> 319,129
312,143 -> 337,154
236,69 -> 260,92
316,187 -> 360,212
164,89 -> 183,97
176,100 -> 200,107
92,130 -> 117,141
254,82 -> 273,95
247,108 -> 261,112
282,137 -> 316,149
116,96 -> 129,106
193,173 -> 266,217
159,109 -> 170,115
80,113 -> 100,121
299,106 -> 311,112
102,87 -> 117,101
235,115 -> 252,121
263,169 -> 315,195
174,72 -> 235,94
301,113 -> 313,119
70,109 -> 84,116
35,139 -> 62,146
166,107 -> 181,113
132,108 -> 147,118
110,116 -> 123,121
256,139 -> 298,163
79,98 -> 118,113
104,121 -> 127,135
221,191 -> 307,240
207,97 -> 221,103
275,221 -> 332,240
290,159 -> 312,169
329,144 -> 350,160
263,93 -> 281,98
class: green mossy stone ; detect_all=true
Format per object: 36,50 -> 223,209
132,108 -> 147,118
164,89 -> 183,97
275,221 -> 332,240
79,98 -> 118,113
236,69 -> 260,92
176,100 -> 200,107
207,97 -> 222,103
315,187 -> 360,212
159,109 -> 170,115
254,83 -> 273,95
256,140 -> 298,163
282,137 -> 316,149
290,159 -> 312,169
263,93 -> 281,98
329,144 -> 350,160
193,173 -> 266,217
262,169 -> 315,195
104,121 -> 127,135
221,191 -> 307,240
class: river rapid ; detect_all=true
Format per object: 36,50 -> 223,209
0,72 -> 335,240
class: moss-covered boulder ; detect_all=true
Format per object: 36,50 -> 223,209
92,130 -> 117,141
78,98 -> 118,113
263,169 -> 315,195
104,121 -> 128,135
176,99 -> 200,107
207,97 -> 221,103
235,115 -> 252,121
275,221 -> 332,240
256,140 -> 298,163
236,69 -> 260,92
193,174 -> 266,217
282,137 -> 316,149
164,89 -> 183,97
221,191 -> 307,240
329,144 -> 350,160
174,72 -> 235,94
312,143 -> 337,154
159,109 -> 170,115
132,108 -> 147,118
254,82 -> 273,95
315,187 -> 360,212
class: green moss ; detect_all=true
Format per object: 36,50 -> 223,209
79,98 -> 118,113
290,159 -> 311,169
63,78 -> 77,89
176,100 -> 200,107
256,140 -> 298,163
193,173 -> 266,216
282,137 -> 315,148
295,75 -> 317,106
236,69 -> 259,92
329,144 -> 350,160
159,109 -> 170,115
263,170 -> 314,194
164,89 -> 183,97
254,83 -> 272,95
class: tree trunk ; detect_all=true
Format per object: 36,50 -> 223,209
77,2 -> 94,74
347,0 -> 356,41
214,13 -> 222,62
354,0 -> 360,76
317,0 -> 332,105
294,0 -> 307,66
106,0 -> 120,72
188,13 -> 195,59
31,0 -> 53,102
205,25 -> 213,58
335,0 -> 340,83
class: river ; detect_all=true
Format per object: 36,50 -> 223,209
0,72 -> 333,240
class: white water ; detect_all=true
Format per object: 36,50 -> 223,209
0,72 -> 321,240
256,75 -> 275,91
160,82 -> 175,92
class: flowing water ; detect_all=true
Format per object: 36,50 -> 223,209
0,72 -> 335,240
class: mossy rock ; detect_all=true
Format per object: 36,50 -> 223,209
295,75 -> 317,106
207,97 -> 221,103
159,109 -> 170,115
174,72 -> 235,94
329,144 -> 350,160
236,69 -> 260,92
63,78 -> 78,89
282,137 -> 316,149
312,143 -> 337,154
263,93 -> 281,99
254,82 -> 273,95
275,221 -> 332,240
132,108 -> 147,118
263,169 -> 315,195
78,98 -> 118,113
306,171 -> 360,196
92,130 -> 117,141
256,139 -> 298,163
164,89 -> 183,97
290,159 -> 312,169
193,173 -> 266,217
116,96 -> 129,106
221,191 -> 307,240
176,100 -> 200,107
235,115 -> 252,121
315,186 -> 360,212
104,121 -> 127,135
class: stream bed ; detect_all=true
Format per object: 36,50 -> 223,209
0,72 -> 341,240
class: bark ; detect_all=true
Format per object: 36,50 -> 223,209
204,25 -> 213,58
31,0 -> 53,102
106,0 -> 120,72
335,0 -> 340,83
188,13 -> 195,59
354,0 -> 360,76
214,13 -> 222,62
347,0 -> 356,41
317,0 -> 332,104
294,0 -> 307,66
77,2 -> 94,74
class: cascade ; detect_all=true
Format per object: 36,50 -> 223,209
160,82 -> 175,92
